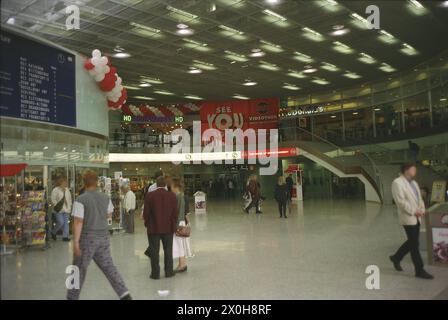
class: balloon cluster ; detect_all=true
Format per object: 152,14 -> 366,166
84,49 -> 127,110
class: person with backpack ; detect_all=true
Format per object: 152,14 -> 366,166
51,176 -> 72,241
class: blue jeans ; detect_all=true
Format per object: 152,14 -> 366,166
53,212 -> 70,238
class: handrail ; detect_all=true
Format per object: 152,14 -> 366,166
290,140 -> 382,203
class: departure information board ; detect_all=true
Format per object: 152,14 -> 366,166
0,30 -> 76,126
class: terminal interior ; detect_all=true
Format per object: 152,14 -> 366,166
1,0 -> 448,300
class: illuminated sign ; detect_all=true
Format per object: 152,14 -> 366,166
175,116 -> 184,123
279,105 -> 325,118
121,114 -> 174,123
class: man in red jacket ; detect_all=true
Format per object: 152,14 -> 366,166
143,176 -> 178,279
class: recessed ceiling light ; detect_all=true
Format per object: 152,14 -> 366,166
441,1 -> 448,8
303,66 -> 317,73
133,96 -> 155,101
43,146 -> 49,150
140,76 -> 164,84
408,0 -> 424,9
352,112 -> 359,115
243,80 -> 257,86
400,43 -> 419,56
176,27 -> 194,36
113,52 -> 131,58
139,83 -> 152,87
262,9 -> 287,21
358,53 -> 376,64
320,62 -> 339,72
374,107 -> 381,111
249,48 -> 266,58
184,94 -> 203,100
330,25 -> 350,36
302,27 -> 325,42
265,0 -> 280,4
188,67 -> 202,74
233,94 -> 250,100
6,17 -> 15,25
293,51 -> 314,63
282,83 -> 300,91
440,98 -> 447,101
343,71 -> 362,79
330,115 -> 337,119
154,90 -> 175,96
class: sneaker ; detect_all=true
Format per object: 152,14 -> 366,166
415,270 -> 434,280
120,293 -> 132,300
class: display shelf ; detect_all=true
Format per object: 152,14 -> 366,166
19,190 -> 47,247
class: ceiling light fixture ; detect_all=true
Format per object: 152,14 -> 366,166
154,90 -> 175,96
113,52 -> 131,58
233,94 -> 250,100
133,96 -> 155,101
166,5 -> 198,19
188,67 -> 202,74
302,27 -> 324,41
250,48 -> 266,58
320,62 -> 339,72
303,65 -> 317,73
325,0 -> 338,5
139,76 -> 164,84
139,83 -> 152,87
408,0 -> 424,9
330,25 -> 349,36
262,9 -> 287,21
400,43 -> 419,56
379,63 -> 396,73
176,24 -> 194,36
123,85 -> 141,90
243,80 -> 257,86
293,51 -> 314,63
184,94 -> 203,100
358,52 -> 376,64
218,24 -> 244,35
282,83 -> 300,91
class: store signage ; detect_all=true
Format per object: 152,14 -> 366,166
175,116 -> 184,123
200,98 -> 279,132
0,30 -> 76,126
121,114 -> 174,123
279,105 -> 325,119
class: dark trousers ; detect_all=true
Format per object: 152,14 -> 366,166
277,201 -> 287,217
147,233 -> 174,277
245,199 -> 260,213
392,223 -> 424,273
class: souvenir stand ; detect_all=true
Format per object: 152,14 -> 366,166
0,164 -> 27,255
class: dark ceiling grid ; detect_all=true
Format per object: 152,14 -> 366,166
1,0 -> 448,103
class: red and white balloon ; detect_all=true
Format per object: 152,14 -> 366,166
84,49 -> 127,110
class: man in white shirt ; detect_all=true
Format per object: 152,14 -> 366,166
50,176 -> 72,241
390,163 -> 433,280
121,185 -> 136,234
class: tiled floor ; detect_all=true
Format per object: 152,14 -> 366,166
1,199 -> 448,300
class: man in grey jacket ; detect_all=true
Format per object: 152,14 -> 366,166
390,163 -> 433,280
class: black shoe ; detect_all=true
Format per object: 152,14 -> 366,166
120,293 -> 133,300
62,237 -> 71,242
256,211 -> 262,214
284,216 -> 288,219
144,247 -> 151,258
51,233 -> 57,241
175,266 -> 188,273
165,273 -> 176,278
150,274 -> 160,280
389,255 -> 403,271
415,270 -> 434,280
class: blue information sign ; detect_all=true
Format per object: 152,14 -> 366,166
0,30 -> 76,126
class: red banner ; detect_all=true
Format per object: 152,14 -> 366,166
200,98 -> 279,132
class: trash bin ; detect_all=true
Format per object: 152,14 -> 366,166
194,191 -> 206,214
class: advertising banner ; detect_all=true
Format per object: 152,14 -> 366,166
426,203 -> 448,267
200,98 -> 279,132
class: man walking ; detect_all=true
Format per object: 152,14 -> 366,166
143,176 -> 178,279
389,163 -> 433,280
